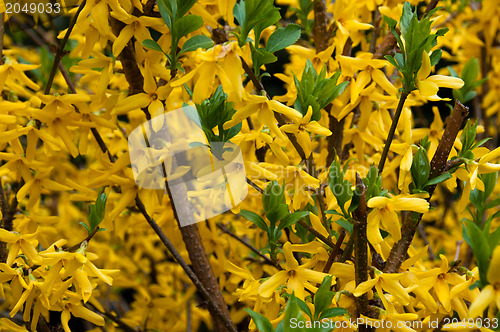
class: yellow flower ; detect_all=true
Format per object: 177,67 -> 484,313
469,246 -> 500,318
280,106 -> 332,158
456,145 -> 500,212
0,229 -> 41,266
113,62 -> 171,128
353,269 -> 411,306
414,255 -> 465,313
367,194 -> 429,245
259,242 -> 330,300
223,94 -> 303,142
416,52 -> 464,101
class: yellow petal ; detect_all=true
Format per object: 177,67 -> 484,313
353,278 -> 378,297
283,242 -> 299,270
258,270 -> 288,298
434,278 -> 452,312
306,121 -> 332,136
487,246 -> 500,284
417,52 -> 431,81
114,93 -> 151,114
417,80 -> 439,98
426,75 -> 464,89
309,213 -> 329,238
468,285 -> 495,318
268,100 -> 303,122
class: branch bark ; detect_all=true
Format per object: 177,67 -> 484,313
384,100 -> 468,273
352,174 -> 376,330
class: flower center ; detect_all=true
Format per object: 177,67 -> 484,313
288,270 -> 297,278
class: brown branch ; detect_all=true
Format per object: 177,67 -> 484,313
384,100 -> 468,273
352,174 -> 376,331
217,223 -> 281,269
326,38 -> 351,167
312,0 -> 329,53
323,230 -> 346,273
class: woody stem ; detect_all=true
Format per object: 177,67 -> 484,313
378,91 -> 409,174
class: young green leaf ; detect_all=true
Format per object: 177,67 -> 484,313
142,39 -> 165,53
278,211 -> 310,231
174,15 -> 203,39
179,35 -> 214,55
244,308 -> 275,332
266,24 -> 302,53
240,210 -> 268,232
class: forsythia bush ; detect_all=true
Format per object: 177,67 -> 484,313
0,0 -> 500,331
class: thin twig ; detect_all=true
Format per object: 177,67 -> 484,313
298,220 -> 336,249
85,303 -> 139,332
217,223 -> 281,269
246,178 -> 264,194
66,226 -> 101,252
44,0 -> 87,95
378,91 -> 409,174
0,13 -> 4,65
323,230 -> 346,273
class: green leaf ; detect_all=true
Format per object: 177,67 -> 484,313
335,218 -> 353,234
263,180 -> 286,213
295,297 -> 313,320
385,55 -> 399,69
266,24 -> 302,53
284,293 -> 306,332
179,35 -> 214,55
318,307 -> 348,320
173,15 -> 203,39
251,45 -> 278,75
240,210 -> 268,232
176,0 -> 197,18
157,0 -> 173,29
244,308 -> 275,332
267,204 -> 290,224
278,211 -> 310,231
429,49 -> 442,66
314,276 -> 334,320
462,57 -> 479,86
142,39 -> 165,53
465,220 -> 491,286
188,141 -> 208,148
424,172 -> 452,187
79,221 -> 91,233
95,192 -> 107,222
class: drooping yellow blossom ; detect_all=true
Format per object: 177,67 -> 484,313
367,194 -> 429,246
259,242 -> 330,300
417,51 -> 464,101
280,106 -> 332,158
